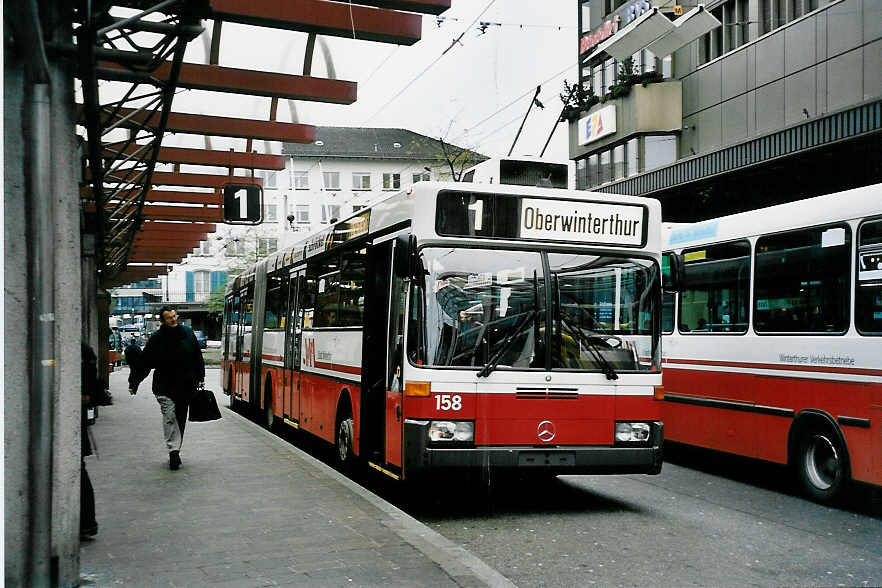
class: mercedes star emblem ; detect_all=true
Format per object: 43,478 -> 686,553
537,420 -> 556,443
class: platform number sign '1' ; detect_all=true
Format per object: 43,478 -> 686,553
223,183 -> 263,225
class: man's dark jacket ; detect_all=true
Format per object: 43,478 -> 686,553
130,323 -> 205,402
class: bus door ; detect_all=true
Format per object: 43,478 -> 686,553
284,268 -> 306,424
361,235 -> 409,470
385,244 -> 409,468
237,286 -> 254,402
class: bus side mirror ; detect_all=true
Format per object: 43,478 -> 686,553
407,234 -> 423,281
662,253 -> 685,292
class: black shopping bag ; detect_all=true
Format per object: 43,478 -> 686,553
189,388 -> 222,422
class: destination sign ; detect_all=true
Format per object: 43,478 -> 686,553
435,190 -> 646,247
520,198 -> 644,245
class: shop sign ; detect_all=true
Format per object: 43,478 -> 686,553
578,105 -> 617,145
579,17 -> 620,55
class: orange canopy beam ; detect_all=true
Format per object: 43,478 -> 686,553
99,61 -> 357,104
138,172 -> 262,189
102,145 -> 287,170
211,0 -> 422,45
139,205 -> 223,223
144,191 -> 222,205
350,0 -> 450,14
132,237 -> 204,248
140,222 -> 217,234
108,107 -> 316,143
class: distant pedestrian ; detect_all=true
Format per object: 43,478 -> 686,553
129,307 -> 205,470
81,343 -> 100,538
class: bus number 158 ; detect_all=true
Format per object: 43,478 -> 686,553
435,394 -> 462,411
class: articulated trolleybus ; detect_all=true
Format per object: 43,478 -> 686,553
223,180 -> 668,482
661,184 -> 882,503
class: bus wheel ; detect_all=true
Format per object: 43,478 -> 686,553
335,413 -> 355,470
797,428 -> 847,504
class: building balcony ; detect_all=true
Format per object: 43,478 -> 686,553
569,80 -> 682,159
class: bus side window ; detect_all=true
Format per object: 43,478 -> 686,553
755,225 -> 851,333
679,241 -> 750,334
856,218 -> 882,335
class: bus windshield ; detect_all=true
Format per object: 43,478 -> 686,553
411,247 -> 660,373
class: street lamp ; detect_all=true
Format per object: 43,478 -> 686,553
165,265 -> 172,302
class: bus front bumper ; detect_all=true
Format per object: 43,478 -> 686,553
403,420 -> 663,477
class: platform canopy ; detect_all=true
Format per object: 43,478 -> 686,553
76,0 -> 452,286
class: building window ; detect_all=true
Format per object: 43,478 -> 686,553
382,173 -> 401,190
644,135 -> 677,172
257,238 -> 278,257
264,203 -> 277,222
352,172 -> 371,190
613,144 -> 625,180
599,150 -> 612,184
225,239 -> 246,257
412,171 -> 430,184
626,138 -> 639,177
293,171 -> 309,190
194,270 -> 210,301
196,240 -> 211,256
257,170 -> 276,189
322,204 -> 342,224
587,154 -> 599,188
323,171 -> 340,190
295,204 -> 310,224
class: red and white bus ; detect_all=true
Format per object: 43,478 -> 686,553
661,184 -> 882,503
223,180 -> 671,481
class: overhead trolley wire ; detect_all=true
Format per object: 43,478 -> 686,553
363,0 -> 498,125
448,60 -> 578,145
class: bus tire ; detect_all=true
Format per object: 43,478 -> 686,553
264,377 -> 275,431
335,410 -> 355,471
796,426 -> 848,504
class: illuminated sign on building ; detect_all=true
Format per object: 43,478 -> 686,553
578,105 -> 617,145
580,0 -> 655,56
579,17 -> 620,55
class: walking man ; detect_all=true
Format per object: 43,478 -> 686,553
129,306 -> 204,470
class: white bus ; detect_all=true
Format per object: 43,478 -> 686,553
223,180 -> 674,482
661,183 -> 882,503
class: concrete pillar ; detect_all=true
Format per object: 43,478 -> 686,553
5,46 -> 32,588
4,5 -> 83,585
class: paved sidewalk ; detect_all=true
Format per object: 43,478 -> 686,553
80,368 -> 515,588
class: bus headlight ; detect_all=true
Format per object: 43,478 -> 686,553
615,422 -> 651,443
428,420 -> 474,443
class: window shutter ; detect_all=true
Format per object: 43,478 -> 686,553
185,271 -> 194,302
210,271 -> 227,294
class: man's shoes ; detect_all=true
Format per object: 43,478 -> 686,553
80,523 -> 98,539
169,450 -> 181,470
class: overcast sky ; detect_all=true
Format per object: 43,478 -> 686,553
159,1 -> 578,161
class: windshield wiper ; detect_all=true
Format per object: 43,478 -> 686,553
476,309 -> 537,378
559,317 -> 619,380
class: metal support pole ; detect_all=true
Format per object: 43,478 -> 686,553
28,70 -> 56,588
